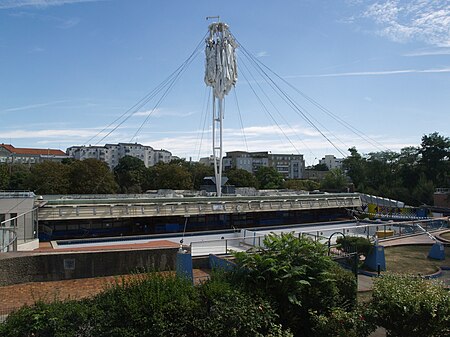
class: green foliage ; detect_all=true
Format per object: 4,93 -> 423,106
0,299 -> 98,337
336,236 -> 372,258
147,162 -> 193,190
188,162 -> 214,190
0,163 -> 9,189
69,159 -> 118,194
310,307 -> 376,337
284,179 -> 319,191
255,166 -> 284,189
342,133 -> 450,206
195,278 -> 291,337
311,163 -> 328,171
225,168 -> 258,188
0,273 -> 290,337
114,156 -> 147,193
319,168 -> 348,191
92,274 -> 199,336
330,263 -> 357,309
27,161 -> 70,194
8,164 -> 31,190
231,233 -> 348,335
419,132 -> 450,187
370,274 -> 450,337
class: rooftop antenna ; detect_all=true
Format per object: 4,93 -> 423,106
204,18 -> 238,197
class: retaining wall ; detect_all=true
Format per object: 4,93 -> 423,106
0,247 -> 178,286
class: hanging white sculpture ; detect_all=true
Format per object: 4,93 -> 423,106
204,22 -> 238,99
204,21 -> 238,197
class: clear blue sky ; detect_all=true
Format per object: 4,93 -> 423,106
1,0 -> 449,166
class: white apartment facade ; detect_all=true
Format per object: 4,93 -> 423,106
223,151 -> 305,179
67,143 -> 172,169
319,155 -> 344,170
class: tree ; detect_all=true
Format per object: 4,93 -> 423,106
225,168 -> 258,188
342,148 -> 367,191
114,156 -> 147,193
320,169 -> 348,191
255,166 -> 284,189
27,161 -> 70,194
419,132 -> 450,187
0,164 -> 9,190
284,179 -> 319,191
311,163 -> 328,171
370,274 -> 450,337
232,233 -> 356,336
147,162 -> 193,190
188,162 -> 214,190
69,159 -> 118,194
8,164 -> 31,190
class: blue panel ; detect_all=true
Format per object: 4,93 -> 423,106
176,251 -> 193,282
209,254 -> 236,272
364,245 -> 386,271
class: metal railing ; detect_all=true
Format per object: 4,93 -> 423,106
0,207 -> 39,252
0,227 -> 17,252
189,217 -> 449,256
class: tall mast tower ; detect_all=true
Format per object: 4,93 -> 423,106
204,20 -> 238,197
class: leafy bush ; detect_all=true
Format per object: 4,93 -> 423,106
0,299 -> 99,337
370,274 -> 450,337
194,278 -> 291,337
336,235 -> 372,258
310,307 -> 376,337
331,263 -> 357,309
0,273 -> 291,337
230,233 -> 355,336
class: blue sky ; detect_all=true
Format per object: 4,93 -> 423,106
0,0 -> 449,166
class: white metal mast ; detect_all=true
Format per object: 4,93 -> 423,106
204,19 -> 238,196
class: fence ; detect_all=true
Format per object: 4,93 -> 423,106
189,217 -> 449,256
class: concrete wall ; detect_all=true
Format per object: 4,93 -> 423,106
0,247 -> 178,286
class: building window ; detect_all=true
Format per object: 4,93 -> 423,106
0,214 -> 5,226
9,213 -> 17,227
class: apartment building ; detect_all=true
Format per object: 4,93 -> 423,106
0,144 -> 69,165
223,151 -> 305,179
66,143 -> 172,169
319,155 -> 344,170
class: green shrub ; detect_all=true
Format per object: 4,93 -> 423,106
231,233 -> 351,336
0,299 -> 99,337
194,278 -> 290,337
331,263 -> 357,309
0,273 -> 291,337
371,274 -> 450,337
336,235 -> 372,258
310,307 -> 376,337
91,273 -> 199,337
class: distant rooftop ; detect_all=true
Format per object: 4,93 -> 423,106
1,144 -> 66,156
0,191 -> 36,198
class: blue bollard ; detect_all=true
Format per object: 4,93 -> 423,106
428,242 -> 445,260
364,244 -> 386,272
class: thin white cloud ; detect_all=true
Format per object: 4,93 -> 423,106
361,0 -> 450,47
287,67 -> 450,78
1,100 -> 68,113
256,51 -> 269,57
134,108 -> 196,118
403,47 -> 450,56
9,11 -> 81,29
0,0 -> 103,9
0,128 -> 106,139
